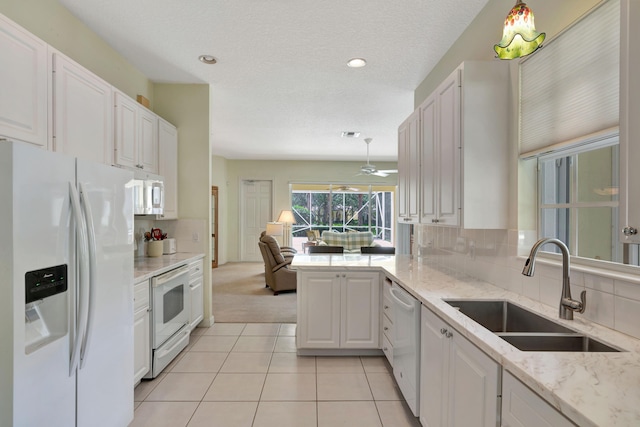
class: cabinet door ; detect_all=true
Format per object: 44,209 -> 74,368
52,53 -> 113,164
420,305 -> 449,427
0,15 -> 48,147
297,272 -> 341,348
420,94 -> 437,224
448,330 -> 499,427
138,107 -> 158,173
158,118 -> 178,219
620,0 -> 640,243
435,70 -> 461,226
133,307 -> 150,384
398,111 -> 420,223
189,277 -> 204,330
502,371 -> 575,427
114,91 -> 137,169
340,272 -> 380,349
397,120 -> 409,222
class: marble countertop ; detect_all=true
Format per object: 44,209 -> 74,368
134,252 -> 205,281
292,254 -> 640,426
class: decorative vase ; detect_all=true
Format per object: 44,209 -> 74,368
147,240 -> 163,257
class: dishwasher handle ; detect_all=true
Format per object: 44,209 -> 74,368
389,287 -> 415,312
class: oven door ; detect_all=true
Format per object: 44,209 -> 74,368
151,265 -> 190,348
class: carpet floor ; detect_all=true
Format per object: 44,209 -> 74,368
211,262 -> 297,323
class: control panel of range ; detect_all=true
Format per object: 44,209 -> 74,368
25,265 -> 68,304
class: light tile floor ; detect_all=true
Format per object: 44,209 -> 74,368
131,323 -> 420,427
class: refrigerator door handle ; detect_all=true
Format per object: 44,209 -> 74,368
68,182 -> 90,376
78,182 -> 97,369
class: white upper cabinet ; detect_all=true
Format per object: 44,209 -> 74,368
52,51 -> 113,164
397,109 -> 420,223
620,0 -> 640,243
0,15 -> 48,147
402,61 -> 509,229
138,107 -> 158,172
114,91 -> 137,169
158,118 -> 178,220
114,90 -> 159,173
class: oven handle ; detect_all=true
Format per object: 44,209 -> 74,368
156,326 -> 190,359
153,265 -> 190,287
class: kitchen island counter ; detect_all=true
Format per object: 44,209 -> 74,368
292,254 -> 640,427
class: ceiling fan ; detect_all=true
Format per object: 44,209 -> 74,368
358,138 -> 398,177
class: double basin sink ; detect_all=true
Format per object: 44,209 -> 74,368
445,300 -> 622,352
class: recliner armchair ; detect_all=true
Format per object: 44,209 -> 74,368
258,232 -> 297,295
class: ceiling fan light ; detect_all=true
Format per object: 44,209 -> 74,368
494,0 -> 545,60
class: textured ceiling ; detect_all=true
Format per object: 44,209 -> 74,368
58,0 -> 490,161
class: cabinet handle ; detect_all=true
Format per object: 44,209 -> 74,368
440,328 -> 447,335
384,326 -> 389,331
336,274 -> 340,278
383,347 -> 388,351
342,274 -> 346,278
384,305 -> 390,309
446,331 -> 453,338
623,226 -> 638,236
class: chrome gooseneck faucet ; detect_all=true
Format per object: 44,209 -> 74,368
522,238 -> 586,320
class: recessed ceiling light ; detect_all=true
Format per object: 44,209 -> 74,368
347,58 -> 367,68
341,131 -> 361,138
198,55 -> 217,64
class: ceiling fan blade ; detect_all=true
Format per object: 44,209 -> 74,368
378,169 -> 398,174
373,171 -> 389,177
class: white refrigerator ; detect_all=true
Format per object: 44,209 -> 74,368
0,140 -> 134,426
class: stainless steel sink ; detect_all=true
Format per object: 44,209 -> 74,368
445,300 -> 574,333
500,334 -> 620,352
444,300 -> 622,352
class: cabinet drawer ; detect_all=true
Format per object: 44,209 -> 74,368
133,280 -> 149,312
382,313 -> 393,343
188,259 -> 204,277
382,334 -> 393,364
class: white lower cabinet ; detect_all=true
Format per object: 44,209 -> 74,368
420,305 -> 500,427
297,270 -> 380,350
133,279 -> 150,385
502,371 -> 575,427
188,259 -> 204,330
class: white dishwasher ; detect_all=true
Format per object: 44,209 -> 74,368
389,283 -> 421,417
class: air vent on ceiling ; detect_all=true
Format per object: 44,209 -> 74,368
341,131 -> 360,138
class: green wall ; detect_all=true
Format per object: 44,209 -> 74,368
0,0 -> 152,102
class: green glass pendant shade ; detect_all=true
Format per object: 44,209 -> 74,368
494,0 -> 546,59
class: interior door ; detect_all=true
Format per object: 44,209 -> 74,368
211,186 -> 218,268
240,180 -> 272,261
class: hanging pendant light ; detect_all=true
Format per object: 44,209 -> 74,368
494,0 -> 545,60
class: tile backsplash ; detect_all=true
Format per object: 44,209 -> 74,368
413,224 -> 640,340
133,218 -> 207,255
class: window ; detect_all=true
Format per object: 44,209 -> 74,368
538,137 -> 621,262
290,184 -> 395,246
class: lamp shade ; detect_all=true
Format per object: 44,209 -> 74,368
265,222 -> 283,236
277,210 -> 296,224
494,0 -> 545,60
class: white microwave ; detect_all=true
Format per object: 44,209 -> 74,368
132,172 -> 164,215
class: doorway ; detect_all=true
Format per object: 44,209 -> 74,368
240,180 -> 273,261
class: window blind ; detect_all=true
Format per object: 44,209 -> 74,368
519,0 -> 620,157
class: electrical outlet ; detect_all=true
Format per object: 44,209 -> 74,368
192,232 -> 200,242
